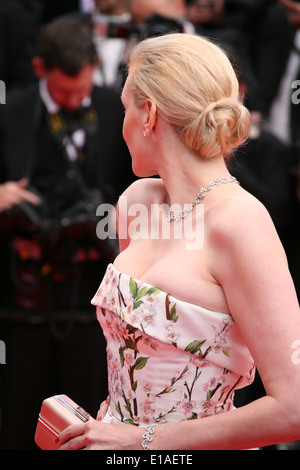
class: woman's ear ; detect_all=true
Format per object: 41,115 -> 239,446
144,99 -> 157,135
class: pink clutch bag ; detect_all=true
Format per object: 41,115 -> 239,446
35,395 -> 90,450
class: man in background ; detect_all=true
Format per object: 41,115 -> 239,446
0,17 -> 134,449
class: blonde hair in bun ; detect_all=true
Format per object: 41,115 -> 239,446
127,33 -> 250,160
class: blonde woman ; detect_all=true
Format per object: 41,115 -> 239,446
58,33 -> 300,450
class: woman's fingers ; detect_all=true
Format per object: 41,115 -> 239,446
57,423 -> 86,448
96,396 -> 110,421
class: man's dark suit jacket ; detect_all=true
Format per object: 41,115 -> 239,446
0,83 -> 134,208
0,82 -> 135,311
0,82 -> 136,451
0,0 -> 36,89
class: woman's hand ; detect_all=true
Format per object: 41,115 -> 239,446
57,418 -> 143,450
57,396 -> 144,450
96,396 -> 110,422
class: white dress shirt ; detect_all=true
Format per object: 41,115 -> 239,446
268,30 -> 300,144
39,79 -> 92,161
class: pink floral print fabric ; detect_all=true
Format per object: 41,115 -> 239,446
91,264 -> 255,426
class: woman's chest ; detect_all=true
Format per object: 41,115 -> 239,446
113,238 -> 230,314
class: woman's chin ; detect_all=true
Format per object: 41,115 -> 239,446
132,167 -> 158,178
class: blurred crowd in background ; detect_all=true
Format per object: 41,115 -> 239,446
0,0 -> 299,450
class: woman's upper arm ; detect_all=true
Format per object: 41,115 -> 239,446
211,198 -> 300,400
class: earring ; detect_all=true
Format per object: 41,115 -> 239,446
144,127 -> 152,137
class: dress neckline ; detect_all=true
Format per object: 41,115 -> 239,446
109,263 -> 231,318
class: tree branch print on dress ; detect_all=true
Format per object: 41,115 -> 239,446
92,264 -> 256,426
112,276 -> 185,424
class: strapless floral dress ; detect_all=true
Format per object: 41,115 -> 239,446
91,263 -> 255,428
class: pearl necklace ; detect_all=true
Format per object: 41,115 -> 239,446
167,176 -> 239,222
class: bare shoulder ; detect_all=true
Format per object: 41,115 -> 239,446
116,178 -> 165,252
207,189 -> 288,272
119,177 -> 166,206
209,190 -> 280,244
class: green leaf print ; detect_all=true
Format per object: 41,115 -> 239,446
123,419 -> 136,426
134,357 -> 150,370
187,412 -> 198,420
119,346 -> 125,367
133,300 -> 144,310
184,339 -> 206,354
170,304 -> 178,323
128,279 -> 163,311
129,278 -> 138,299
126,324 -> 138,335
223,349 -> 231,358
146,287 -> 161,296
125,336 -> 139,352
135,286 -> 148,301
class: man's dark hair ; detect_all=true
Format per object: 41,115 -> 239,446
37,17 -> 97,75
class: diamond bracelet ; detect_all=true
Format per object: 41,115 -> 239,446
142,424 -> 156,450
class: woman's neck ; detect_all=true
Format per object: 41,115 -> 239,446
158,148 -> 232,209
149,115 -> 233,209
